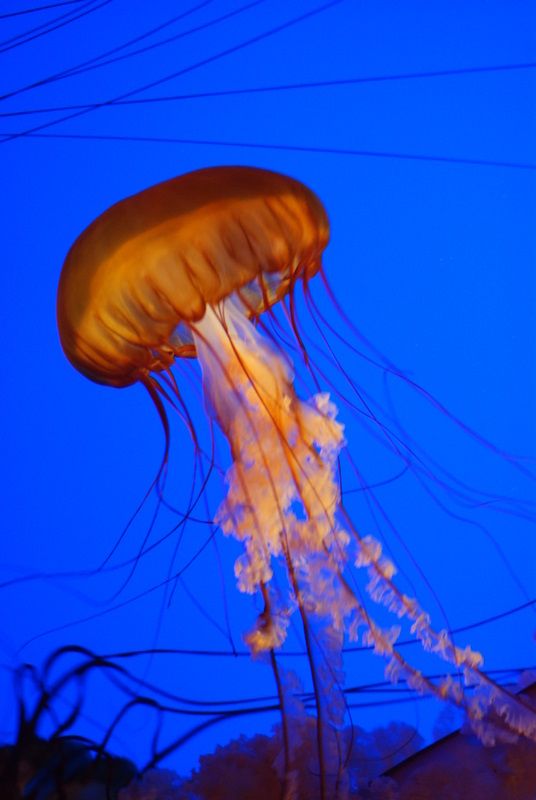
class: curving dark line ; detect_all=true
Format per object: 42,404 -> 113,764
4,129 -> 535,171
54,0 -> 266,80
0,0 -> 110,54
16,524 -> 219,654
0,0 -> 86,19
0,0 -> 96,44
0,0 -> 347,144
90,598 -> 534,660
3,60 -> 535,116
0,0 -> 236,102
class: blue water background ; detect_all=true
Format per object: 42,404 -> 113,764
0,0 -> 535,779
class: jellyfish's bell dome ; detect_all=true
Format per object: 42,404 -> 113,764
56,166 -> 330,388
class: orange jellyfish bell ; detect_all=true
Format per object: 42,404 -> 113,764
57,166 -> 330,388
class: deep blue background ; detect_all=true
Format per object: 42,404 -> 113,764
1,0 -> 535,778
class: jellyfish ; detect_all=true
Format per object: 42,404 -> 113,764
56,166 -> 536,799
